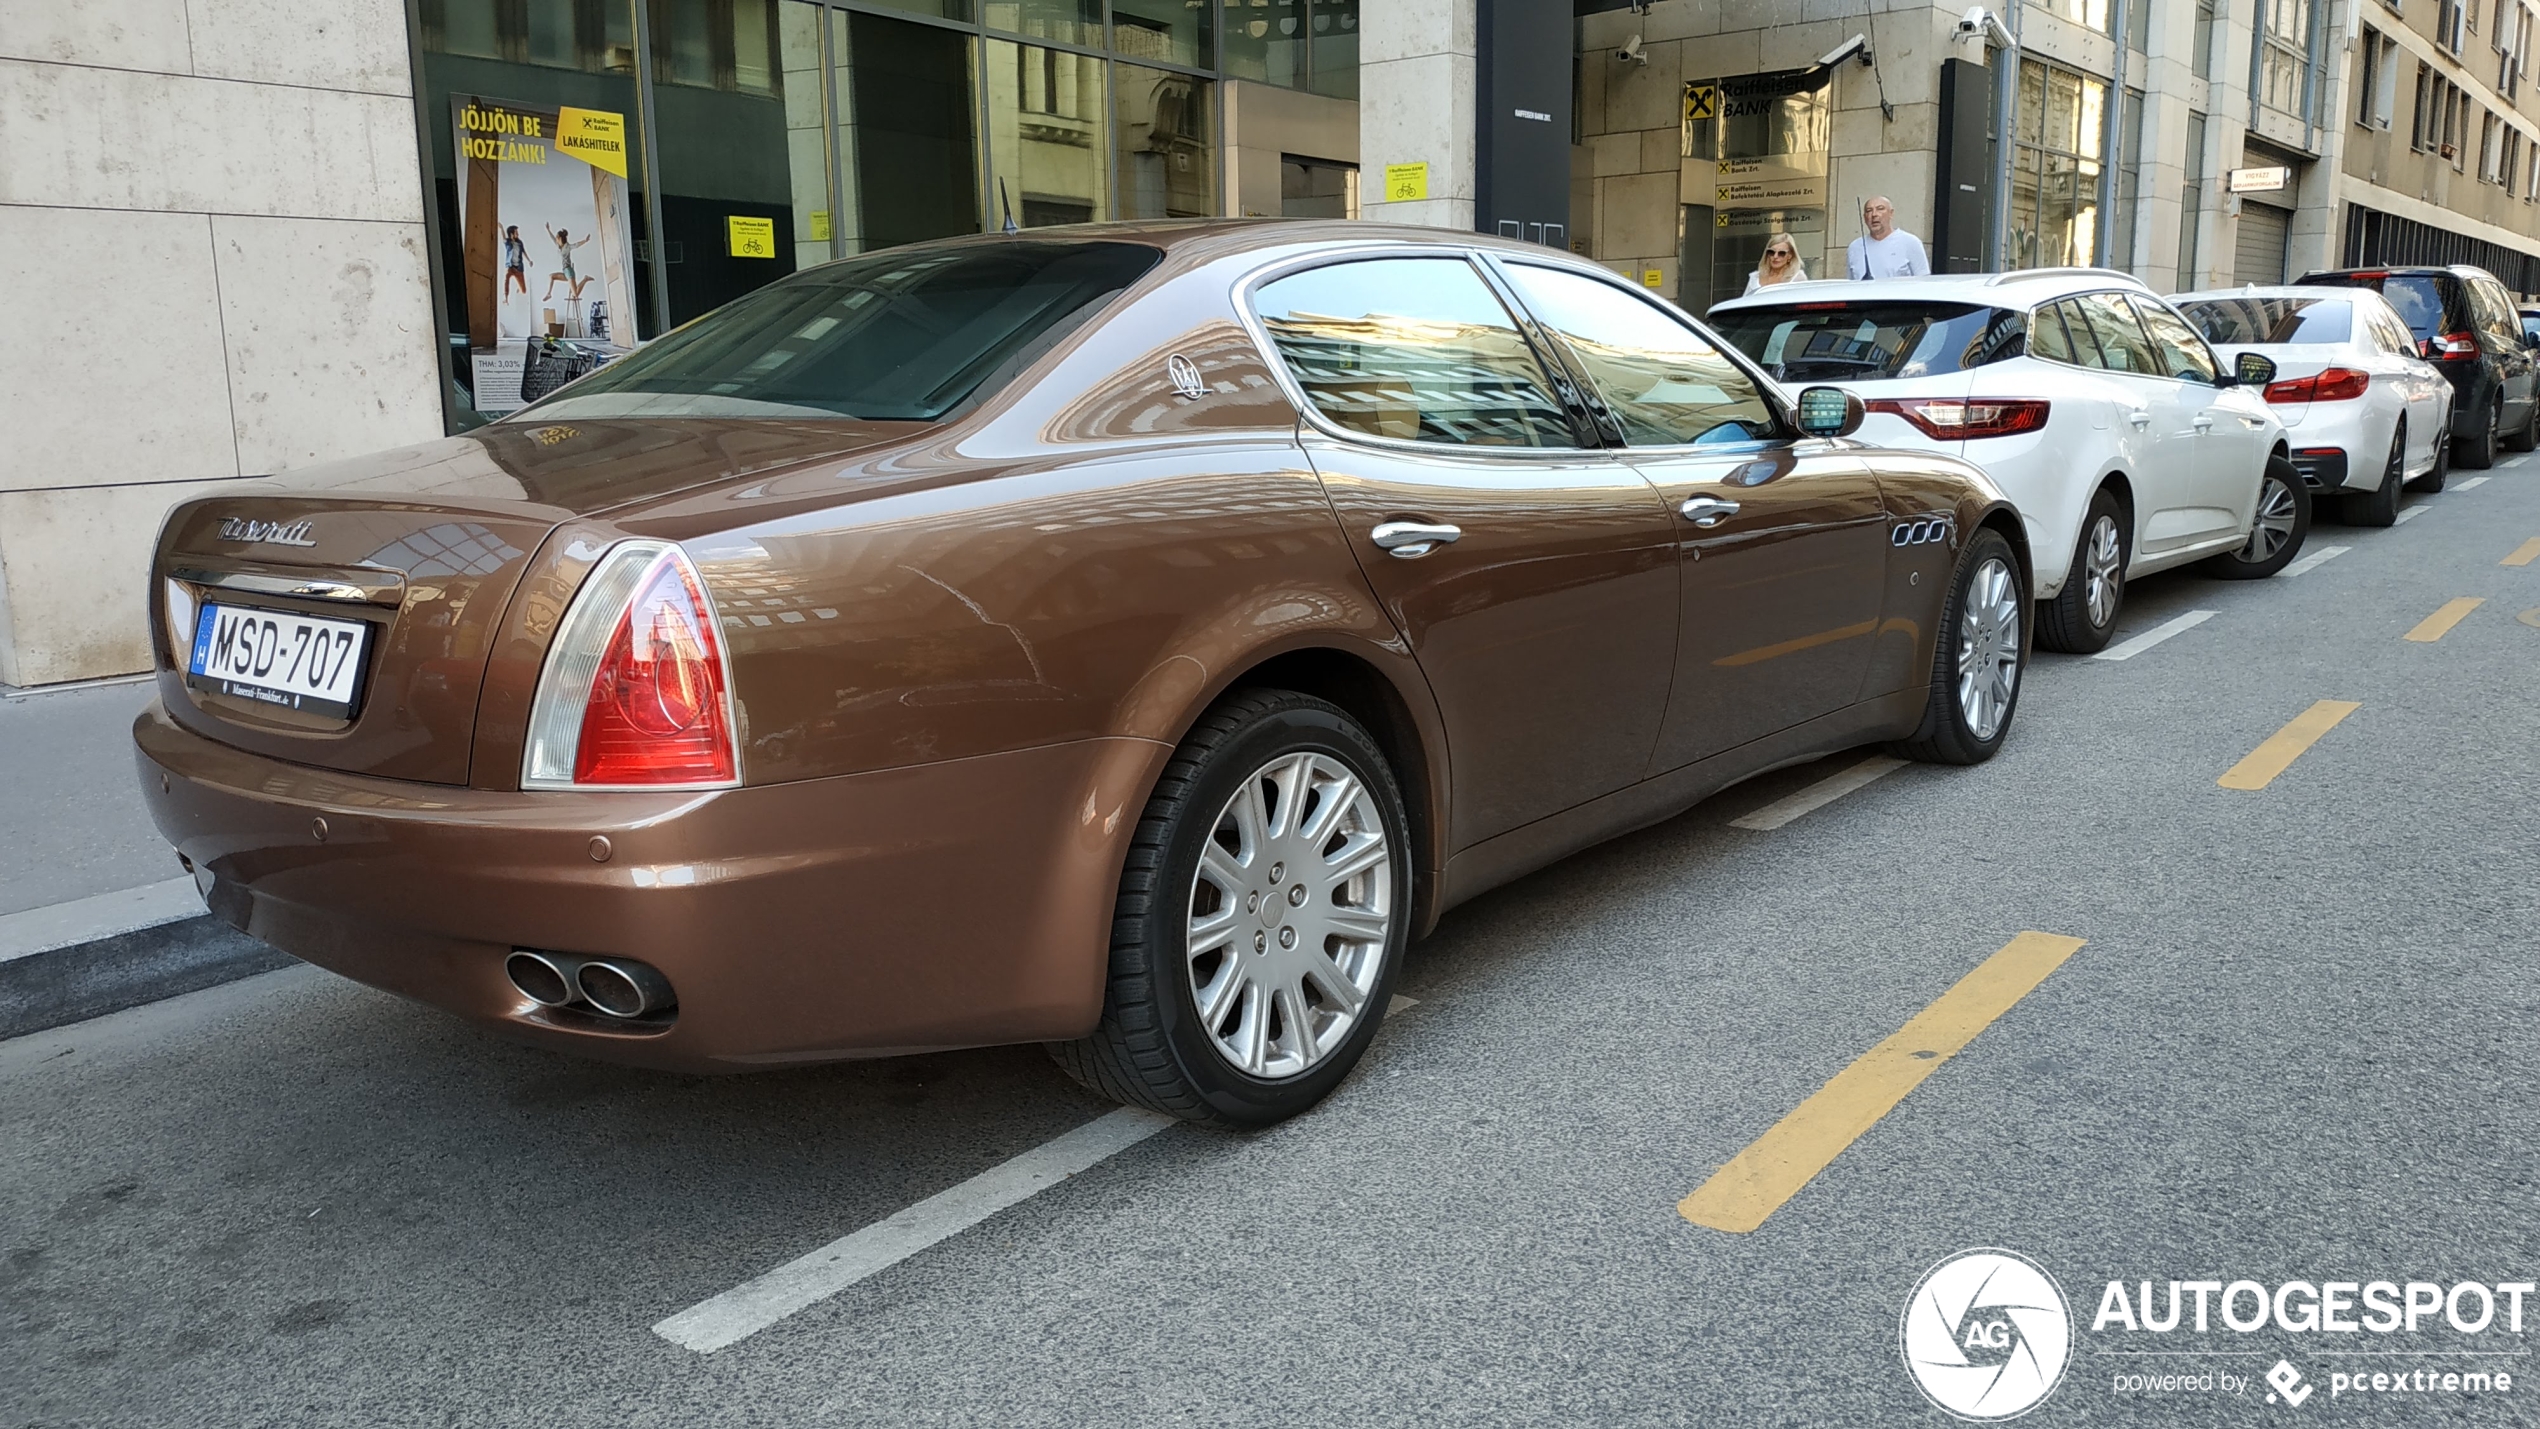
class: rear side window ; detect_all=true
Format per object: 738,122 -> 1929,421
526,239 -> 1161,421
2131,296 -> 2223,382
2068,292 -> 2161,376
1708,302 -> 2026,382
2177,296 -> 2353,345
2470,279 -> 2521,348
1500,264 -> 1777,446
2029,304 -> 2079,364
1252,258 -> 1577,447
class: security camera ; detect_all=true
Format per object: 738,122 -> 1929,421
1615,34 -> 1648,65
1955,6 -> 2015,46
1819,33 -> 1872,68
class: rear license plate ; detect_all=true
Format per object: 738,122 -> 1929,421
185,602 -> 372,719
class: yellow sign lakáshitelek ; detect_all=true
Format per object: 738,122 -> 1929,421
553,107 -> 628,178
728,215 -> 778,259
1383,162 -> 1429,202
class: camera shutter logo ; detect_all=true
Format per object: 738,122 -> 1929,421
1900,1248 -> 2072,1420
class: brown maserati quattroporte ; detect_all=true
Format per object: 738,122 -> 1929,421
138,221 -> 2030,1124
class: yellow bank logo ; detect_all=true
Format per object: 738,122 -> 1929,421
556,108 -> 628,178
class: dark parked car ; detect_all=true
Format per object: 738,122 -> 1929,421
2294,263 -> 2539,468
138,221 -> 2031,1125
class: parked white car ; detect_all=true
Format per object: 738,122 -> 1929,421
1709,270 -> 2307,653
2170,285 -> 2453,527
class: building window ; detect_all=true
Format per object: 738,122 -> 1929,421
2443,0 -> 2469,52
2481,109 -> 2501,181
2359,29 -> 2401,127
2194,0 -> 2217,75
2031,0 -> 2113,34
1221,0 -> 1359,100
2113,87 -> 2146,270
2180,111 -> 2207,286
2010,56 -> 2107,270
2258,0 -> 2317,124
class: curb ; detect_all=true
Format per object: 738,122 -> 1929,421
0,880 -> 295,1041
0,917 -> 293,1041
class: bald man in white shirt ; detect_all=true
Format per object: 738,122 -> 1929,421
1846,196 -> 1931,280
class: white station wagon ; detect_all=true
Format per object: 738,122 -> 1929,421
1711,270 -> 2309,653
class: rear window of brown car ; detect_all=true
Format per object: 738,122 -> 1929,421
522,239 -> 1161,422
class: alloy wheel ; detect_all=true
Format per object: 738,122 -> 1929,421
2240,473 -> 2299,561
2082,516 -> 2122,629
1185,751 -> 1392,1080
1955,556 -> 2022,741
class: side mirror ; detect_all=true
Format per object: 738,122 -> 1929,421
2232,352 -> 2278,388
1795,385 -> 1865,437
2523,330 -> 2539,349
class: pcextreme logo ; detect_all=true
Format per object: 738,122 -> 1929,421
1901,1249 -> 2074,1420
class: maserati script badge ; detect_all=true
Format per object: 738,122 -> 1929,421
217,516 -> 318,548
1166,354 -> 1207,400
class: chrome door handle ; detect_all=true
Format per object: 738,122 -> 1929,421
1679,494 -> 1742,528
2128,409 -> 2152,427
1370,520 -> 1462,558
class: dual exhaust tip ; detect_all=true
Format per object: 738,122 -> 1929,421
506,950 -> 675,1020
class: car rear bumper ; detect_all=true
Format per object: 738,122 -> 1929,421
2287,447 -> 2352,492
134,701 -> 1166,1070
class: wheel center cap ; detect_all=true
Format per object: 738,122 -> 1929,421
1257,890 -> 1285,930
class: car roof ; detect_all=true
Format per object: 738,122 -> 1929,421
2297,264 -> 2495,283
1707,267 -> 2152,314
2170,285 -> 2369,303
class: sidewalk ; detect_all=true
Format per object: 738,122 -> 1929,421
0,677 -> 287,1037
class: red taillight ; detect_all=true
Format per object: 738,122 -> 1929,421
2429,331 -> 2480,360
1863,397 -> 2052,439
2262,366 -> 2371,403
523,543 -> 739,789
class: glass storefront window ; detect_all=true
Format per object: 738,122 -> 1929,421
2010,56 -> 2106,270
1308,0 -> 1357,99
419,0 -> 657,426
983,0 -> 1100,47
1222,0 -> 1305,88
834,9 -> 983,254
987,38 -> 1111,228
1115,65 -> 1215,219
651,0 -> 827,325
1114,0 -> 1212,68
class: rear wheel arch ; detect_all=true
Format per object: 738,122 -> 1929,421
1977,507 -> 2032,597
1161,644 -> 1448,937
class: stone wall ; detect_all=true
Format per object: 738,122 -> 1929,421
0,0 -> 443,687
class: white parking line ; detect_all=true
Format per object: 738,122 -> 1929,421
2394,505 -> 2428,524
1729,756 -> 1905,831
2090,609 -> 2216,662
2282,544 -> 2352,578
652,992 -> 1426,1353
2455,476 -> 2490,490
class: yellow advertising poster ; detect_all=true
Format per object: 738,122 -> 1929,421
809,210 -> 833,242
451,94 -> 639,414
554,107 -> 629,178
1383,162 -> 1429,202
728,216 -> 778,259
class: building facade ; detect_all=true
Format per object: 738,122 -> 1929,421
9,0 -> 2540,687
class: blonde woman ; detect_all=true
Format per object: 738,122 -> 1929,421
1744,234 -> 1806,295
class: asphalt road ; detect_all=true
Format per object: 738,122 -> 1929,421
8,464 -> 2540,1427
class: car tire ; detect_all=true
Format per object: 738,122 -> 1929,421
1890,528 -> 2026,766
2507,398 -> 2540,453
2409,430 -> 2451,493
2341,427 -> 2405,528
2202,451 -> 2311,579
2035,489 -> 2127,654
2456,398 -> 2499,469
1048,688 -> 1409,1127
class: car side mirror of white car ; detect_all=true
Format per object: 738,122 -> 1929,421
1795,385 -> 1865,437
2227,352 -> 2277,389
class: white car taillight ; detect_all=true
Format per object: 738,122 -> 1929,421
523,541 -> 740,790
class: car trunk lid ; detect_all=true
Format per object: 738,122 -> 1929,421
152,418 -> 927,785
